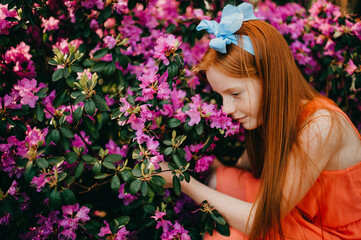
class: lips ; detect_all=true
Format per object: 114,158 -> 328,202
235,116 -> 247,122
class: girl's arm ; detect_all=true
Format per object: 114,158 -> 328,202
160,110 -> 341,234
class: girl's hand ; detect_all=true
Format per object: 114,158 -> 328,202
158,162 -> 174,188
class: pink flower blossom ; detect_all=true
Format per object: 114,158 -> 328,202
346,59 -> 357,75
104,35 -> 116,49
81,0 -> 104,10
5,42 -> 32,64
59,204 -> 90,240
98,221 -> 112,237
151,210 -> 167,221
195,156 -> 215,173
118,183 -> 137,205
25,125 -> 48,147
154,34 -> 180,66
42,16 -> 60,32
0,4 -> 18,35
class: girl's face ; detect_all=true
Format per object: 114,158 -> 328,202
206,67 -> 262,130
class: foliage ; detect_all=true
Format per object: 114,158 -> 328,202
0,0 -> 360,239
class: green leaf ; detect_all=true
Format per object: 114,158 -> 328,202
172,154 -> 185,168
92,161 -> 102,175
91,62 -> 107,72
60,136 -> 70,151
93,94 -> 110,111
53,90 -> 67,108
70,64 -> 84,73
36,104 -> 45,122
105,154 -> 122,162
93,48 -> 108,59
165,24 -> 176,33
63,67 -> 70,78
74,162 -> 84,178
111,175 -> 121,192
211,211 -> 227,225
173,175 -> 181,195
73,107 -> 83,125
195,122 -> 204,135
94,173 -> 108,179
167,118 -> 181,128
103,62 -> 116,75
141,181 -> 149,196
167,62 -> 178,78
215,221 -> 230,237
120,168 -> 132,181
52,68 -> 64,82
118,54 -> 129,69
114,216 -> 130,226
102,161 -> 115,170
84,99 -> 96,116
151,175 -> 166,186
49,189 -> 62,210
143,204 -> 155,214
98,5 -> 112,23
65,152 -> 78,164
48,59 -> 59,65
74,95 -> 86,105
24,161 -> 34,183
36,158 -> 49,169
164,147 -> 173,156
84,117 -> 98,139
51,129 -> 60,143
60,126 -> 74,138
163,140 -> 172,146
61,188 -> 76,204
129,179 -> 142,194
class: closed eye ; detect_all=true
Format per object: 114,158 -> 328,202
231,92 -> 240,96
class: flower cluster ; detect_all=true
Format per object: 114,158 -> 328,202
0,0 -> 360,239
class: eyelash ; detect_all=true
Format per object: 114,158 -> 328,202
231,92 -> 240,97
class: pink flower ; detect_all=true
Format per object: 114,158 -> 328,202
81,0 -> 104,9
346,59 -> 357,75
151,210 -> 167,221
351,21 -> 361,40
153,34 -> 180,66
11,78 -> 42,108
25,125 -> 48,147
42,16 -> 60,32
31,172 -> 50,192
195,156 -> 215,173
104,35 -> 116,49
59,204 -> 90,234
118,183 -> 137,205
5,42 -> 32,64
0,4 -> 18,35
98,221 -> 112,237
7,180 -> 19,199
71,131 -> 91,154
104,18 -> 116,29
149,154 -> 164,169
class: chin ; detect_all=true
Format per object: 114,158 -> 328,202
242,121 -> 261,130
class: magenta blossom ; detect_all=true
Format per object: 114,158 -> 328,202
346,59 -> 357,75
59,204 -> 90,240
154,34 -> 180,66
42,16 -> 60,32
11,78 -> 43,108
104,35 -> 116,49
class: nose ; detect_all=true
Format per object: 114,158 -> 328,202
222,97 -> 236,115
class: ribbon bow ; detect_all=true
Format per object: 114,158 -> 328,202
196,3 -> 259,54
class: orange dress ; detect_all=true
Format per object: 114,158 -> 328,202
205,98 -> 361,240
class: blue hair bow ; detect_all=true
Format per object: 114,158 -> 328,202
196,3 -> 259,54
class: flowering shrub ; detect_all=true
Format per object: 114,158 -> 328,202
0,0 -> 360,239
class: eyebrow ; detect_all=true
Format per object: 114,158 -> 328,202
218,87 -> 240,94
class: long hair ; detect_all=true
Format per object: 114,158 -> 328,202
193,20 -> 322,239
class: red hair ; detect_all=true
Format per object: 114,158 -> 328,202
193,20 -> 323,239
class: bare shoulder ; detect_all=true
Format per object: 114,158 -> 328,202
301,108 -> 361,171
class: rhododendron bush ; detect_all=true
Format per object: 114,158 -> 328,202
0,0 -> 360,239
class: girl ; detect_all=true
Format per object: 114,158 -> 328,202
160,3 -> 361,239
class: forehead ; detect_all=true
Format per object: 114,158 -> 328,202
206,67 -> 246,93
